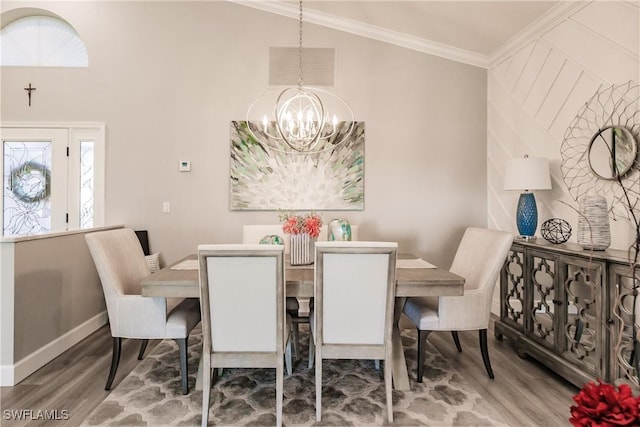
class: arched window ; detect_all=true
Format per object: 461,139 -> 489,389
1,15 -> 88,66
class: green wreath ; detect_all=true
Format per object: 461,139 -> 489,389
10,161 -> 51,203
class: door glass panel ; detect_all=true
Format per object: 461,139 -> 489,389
79,141 -> 94,229
3,141 -> 52,236
504,250 -> 525,328
564,264 -> 599,373
531,256 -> 555,347
611,270 -> 640,387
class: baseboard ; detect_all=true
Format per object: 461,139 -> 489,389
0,365 -> 14,386
0,311 -> 108,386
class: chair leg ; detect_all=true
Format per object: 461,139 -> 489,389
315,347 -> 322,421
384,356 -> 393,423
201,356 -> 211,427
374,360 -> 381,370
276,358 -> 284,427
479,329 -> 494,379
176,338 -> 189,394
451,331 -> 462,352
138,339 -> 149,360
291,322 -> 300,359
416,329 -> 430,383
105,337 -> 122,390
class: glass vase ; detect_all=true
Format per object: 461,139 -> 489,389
328,218 -> 352,241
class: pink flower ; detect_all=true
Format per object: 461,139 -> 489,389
279,211 -> 322,238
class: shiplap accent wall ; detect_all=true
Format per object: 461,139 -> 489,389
488,1 -> 640,253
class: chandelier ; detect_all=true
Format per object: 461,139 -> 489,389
247,0 -> 354,154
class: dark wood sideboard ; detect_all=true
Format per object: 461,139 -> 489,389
495,239 -> 639,389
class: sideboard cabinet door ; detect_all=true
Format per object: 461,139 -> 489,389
559,256 -> 606,380
527,249 -> 560,352
499,244 -> 526,336
609,263 -> 640,388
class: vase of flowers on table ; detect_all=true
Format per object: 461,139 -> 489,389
280,211 -> 322,265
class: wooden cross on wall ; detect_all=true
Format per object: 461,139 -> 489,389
24,83 -> 36,106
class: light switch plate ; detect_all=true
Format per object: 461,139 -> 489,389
179,161 -> 191,172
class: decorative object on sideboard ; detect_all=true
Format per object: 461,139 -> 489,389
328,218 -> 352,241
245,0 -> 354,155
577,195 -> 611,251
503,155 -> 552,240
540,218 -> 572,244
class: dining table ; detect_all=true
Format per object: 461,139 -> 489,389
141,253 -> 464,391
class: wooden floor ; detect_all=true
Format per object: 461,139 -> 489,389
428,318 -> 578,426
1,316 -> 578,426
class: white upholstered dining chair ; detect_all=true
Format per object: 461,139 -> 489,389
311,241 -> 397,423
242,224 -> 359,363
85,228 -> 201,394
198,244 -> 291,427
402,227 -> 513,381
242,225 -> 303,363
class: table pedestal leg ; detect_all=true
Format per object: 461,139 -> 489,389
392,297 -> 411,391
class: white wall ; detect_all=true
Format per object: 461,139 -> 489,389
488,1 -> 640,248
1,1 -> 488,269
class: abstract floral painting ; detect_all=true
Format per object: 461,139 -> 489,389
230,121 -> 364,210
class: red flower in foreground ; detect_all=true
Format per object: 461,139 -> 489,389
570,380 -> 640,427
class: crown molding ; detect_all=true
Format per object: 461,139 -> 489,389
227,0 -> 489,69
488,1 -> 590,68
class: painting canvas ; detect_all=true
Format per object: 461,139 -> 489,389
230,121 -> 364,210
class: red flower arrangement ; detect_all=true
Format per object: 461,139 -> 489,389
279,211 -> 322,239
570,380 -> 640,426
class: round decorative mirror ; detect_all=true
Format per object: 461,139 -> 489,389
561,81 -> 640,220
588,125 -> 637,180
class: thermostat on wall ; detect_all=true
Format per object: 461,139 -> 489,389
179,161 -> 191,172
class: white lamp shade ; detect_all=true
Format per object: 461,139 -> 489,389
503,157 -> 552,191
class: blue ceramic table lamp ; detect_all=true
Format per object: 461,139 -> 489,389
504,155 -> 551,240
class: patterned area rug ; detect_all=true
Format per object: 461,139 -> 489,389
83,326 -> 506,426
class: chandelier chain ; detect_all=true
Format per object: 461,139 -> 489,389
298,0 -> 304,87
